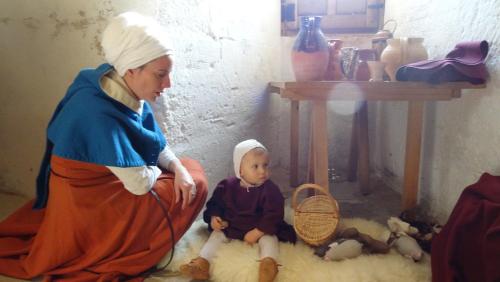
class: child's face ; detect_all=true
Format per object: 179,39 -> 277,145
240,148 -> 270,186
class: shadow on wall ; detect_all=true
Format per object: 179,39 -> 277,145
420,101 -> 438,207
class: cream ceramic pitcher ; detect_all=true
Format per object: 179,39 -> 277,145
380,37 -> 428,81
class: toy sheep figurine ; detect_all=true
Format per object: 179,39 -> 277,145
387,217 -> 424,261
318,227 -> 390,261
390,234 -> 423,261
324,239 -> 363,261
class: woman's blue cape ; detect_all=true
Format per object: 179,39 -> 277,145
34,64 -> 166,209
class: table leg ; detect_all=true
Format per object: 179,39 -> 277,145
347,110 -> 358,182
357,101 -> 370,195
347,101 -> 370,194
307,117 -> 315,196
312,101 -> 329,190
290,100 -> 299,187
402,101 -> 424,211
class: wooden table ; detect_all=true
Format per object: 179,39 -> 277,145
269,81 -> 485,211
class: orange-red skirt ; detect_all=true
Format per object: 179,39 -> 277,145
0,156 -> 207,281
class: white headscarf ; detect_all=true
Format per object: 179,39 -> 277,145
233,139 -> 267,179
101,11 -> 173,76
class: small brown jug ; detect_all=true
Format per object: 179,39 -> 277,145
324,39 -> 344,81
354,49 -> 377,81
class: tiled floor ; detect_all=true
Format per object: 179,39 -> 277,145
0,169 -> 403,281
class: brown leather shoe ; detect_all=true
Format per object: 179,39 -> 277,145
258,257 -> 279,282
179,256 -> 210,280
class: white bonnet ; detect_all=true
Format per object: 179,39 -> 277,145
101,11 -> 173,76
233,139 -> 267,179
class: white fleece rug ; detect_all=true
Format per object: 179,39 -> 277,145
151,213 -> 431,282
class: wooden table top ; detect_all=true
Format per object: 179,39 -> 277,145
269,81 -> 486,101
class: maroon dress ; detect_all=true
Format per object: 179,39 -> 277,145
203,177 -> 296,243
431,173 -> 500,282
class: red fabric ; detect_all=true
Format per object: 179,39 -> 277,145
0,156 -> 208,281
431,173 -> 500,282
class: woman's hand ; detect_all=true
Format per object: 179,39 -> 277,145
210,216 -> 228,231
171,161 -> 196,210
244,228 -> 264,245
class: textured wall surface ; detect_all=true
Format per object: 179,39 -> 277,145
0,0 -> 281,196
377,0 -> 500,221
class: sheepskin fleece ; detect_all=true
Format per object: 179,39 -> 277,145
150,209 -> 431,282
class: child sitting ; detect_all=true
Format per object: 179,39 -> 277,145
179,139 -> 296,282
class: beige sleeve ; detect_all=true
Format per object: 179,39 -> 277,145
157,145 -> 179,171
107,165 -> 162,195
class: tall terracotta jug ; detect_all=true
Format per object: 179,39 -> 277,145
291,16 -> 329,81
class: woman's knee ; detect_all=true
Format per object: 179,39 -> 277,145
179,157 -> 204,173
193,182 -> 208,206
180,157 -> 208,197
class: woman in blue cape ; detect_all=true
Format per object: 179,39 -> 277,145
0,12 -> 208,281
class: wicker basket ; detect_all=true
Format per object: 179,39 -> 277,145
292,183 -> 340,246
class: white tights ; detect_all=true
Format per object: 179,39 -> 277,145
199,230 -> 279,261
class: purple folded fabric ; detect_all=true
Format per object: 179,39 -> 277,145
396,41 -> 489,84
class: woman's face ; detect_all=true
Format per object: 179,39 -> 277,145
124,55 -> 173,103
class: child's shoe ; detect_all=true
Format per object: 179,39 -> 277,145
179,256 -> 210,280
258,257 -> 279,282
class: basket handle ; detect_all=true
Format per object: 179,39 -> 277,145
291,183 -> 331,210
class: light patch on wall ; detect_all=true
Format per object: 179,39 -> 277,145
327,83 -> 364,115
206,0 -> 269,39
329,100 -> 360,116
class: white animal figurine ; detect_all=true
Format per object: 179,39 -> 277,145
387,217 -> 419,236
323,239 -> 363,261
392,235 -> 423,261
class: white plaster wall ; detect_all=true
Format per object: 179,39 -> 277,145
376,0 -> 500,222
0,0 -> 281,196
